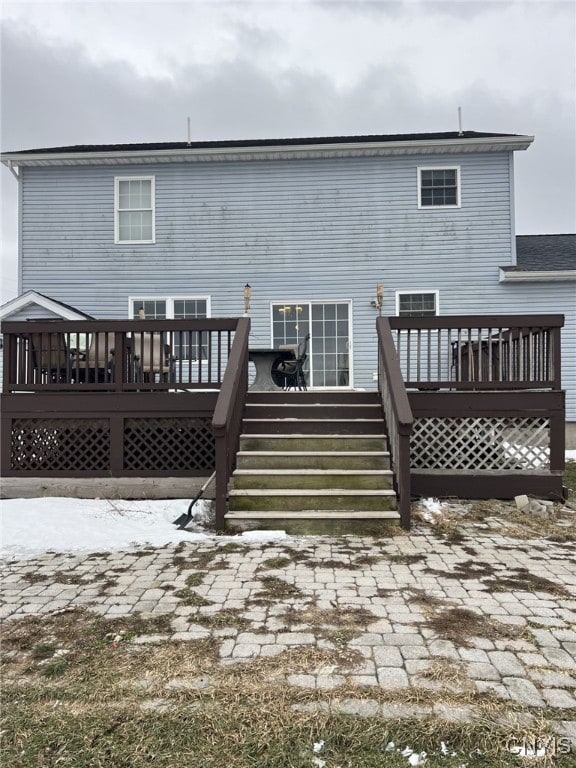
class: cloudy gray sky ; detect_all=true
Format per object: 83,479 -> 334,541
1,0 -> 575,304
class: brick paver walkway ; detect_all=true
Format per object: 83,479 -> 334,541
2,523 -> 575,738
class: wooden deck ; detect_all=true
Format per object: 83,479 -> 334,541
1,314 -> 566,529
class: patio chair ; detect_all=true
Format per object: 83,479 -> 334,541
68,332 -> 115,383
84,332 -> 115,382
30,332 -> 70,383
132,332 -> 174,383
274,333 -> 309,391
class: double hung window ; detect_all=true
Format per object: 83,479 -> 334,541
115,177 -> 155,243
418,167 -> 460,208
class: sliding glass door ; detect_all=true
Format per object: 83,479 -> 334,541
271,301 -> 351,388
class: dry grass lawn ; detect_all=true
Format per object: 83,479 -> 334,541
2,606 -> 573,767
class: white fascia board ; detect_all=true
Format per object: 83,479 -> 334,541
499,268 -> 576,283
0,291 -> 89,320
1,135 -> 535,168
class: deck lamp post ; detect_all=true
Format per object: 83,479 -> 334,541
374,283 -> 384,316
243,283 -> 252,315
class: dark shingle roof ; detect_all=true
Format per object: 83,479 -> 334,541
515,235 -> 576,271
4,131 -> 524,155
33,292 -> 95,318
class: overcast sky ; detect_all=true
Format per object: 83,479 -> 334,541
1,0 -> 575,305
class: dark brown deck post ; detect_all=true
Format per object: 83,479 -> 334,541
3,330 -> 19,391
114,331 -> 125,391
377,317 -> 414,530
551,325 -> 562,390
213,423 -> 228,531
212,317 -> 250,532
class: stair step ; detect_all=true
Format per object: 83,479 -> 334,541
245,404 -> 383,419
228,488 -> 397,512
239,435 -> 388,453
246,391 -> 380,404
237,451 -> 389,456
242,419 -> 385,435
244,418 -> 383,422
230,488 -> 396,496
226,510 -> 401,520
246,402 -> 379,406
241,434 -> 387,439
234,469 -> 391,475
236,451 -> 390,471
233,468 -> 393,490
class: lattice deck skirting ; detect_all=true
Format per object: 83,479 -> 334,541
411,416 -> 550,471
10,417 -> 215,473
11,418 -> 111,472
124,418 -> 214,471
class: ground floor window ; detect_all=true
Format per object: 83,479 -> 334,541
271,301 -> 351,387
129,296 -> 209,360
396,291 -> 439,317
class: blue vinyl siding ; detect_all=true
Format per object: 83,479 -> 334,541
17,152 -> 575,419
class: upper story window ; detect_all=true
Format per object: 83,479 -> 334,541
418,167 -> 460,208
115,177 -> 155,244
396,291 -> 439,317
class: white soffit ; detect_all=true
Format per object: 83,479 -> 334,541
1,136 -> 535,168
499,268 -> 576,283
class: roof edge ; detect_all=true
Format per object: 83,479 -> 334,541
499,268 -> 576,283
1,134 -> 534,167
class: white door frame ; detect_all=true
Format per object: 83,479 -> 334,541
269,299 -> 354,388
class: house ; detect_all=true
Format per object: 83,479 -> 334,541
0,131 -> 572,525
1,131 -> 574,426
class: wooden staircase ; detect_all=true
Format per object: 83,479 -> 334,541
227,391 -> 399,531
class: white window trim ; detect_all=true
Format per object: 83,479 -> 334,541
395,290 -> 440,316
417,166 -> 461,209
115,176 -> 156,244
127,296 -> 212,318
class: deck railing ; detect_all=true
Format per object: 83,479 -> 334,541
388,315 -> 563,390
376,317 -> 414,529
212,317 -> 250,530
2,319 -> 240,392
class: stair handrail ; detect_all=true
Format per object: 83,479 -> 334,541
376,316 -> 414,529
212,317 -> 251,530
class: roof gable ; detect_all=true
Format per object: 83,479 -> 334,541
0,291 -> 93,321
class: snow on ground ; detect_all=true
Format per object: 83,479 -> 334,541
0,497 -> 286,562
1,451 -> 574,561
